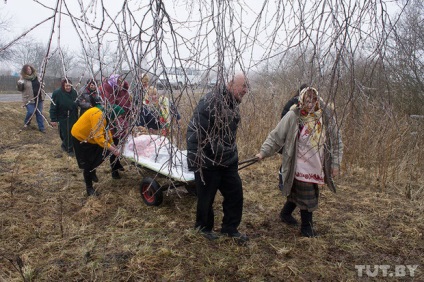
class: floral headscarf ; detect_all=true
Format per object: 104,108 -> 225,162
298,87 -> 325,149
299,87 -> 320,114
143,87 -> 171,129
141,73 -> 150,84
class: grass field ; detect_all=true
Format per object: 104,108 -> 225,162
0,100 -> 423,281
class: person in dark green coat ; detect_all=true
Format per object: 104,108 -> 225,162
49,78 -> 79,155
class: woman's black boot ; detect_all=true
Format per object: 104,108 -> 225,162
300,210 -> 317,237
91,169 -> 99,183
84,169 -> 99,196
280,201 -> 298,225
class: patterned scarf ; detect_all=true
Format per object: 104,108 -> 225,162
23,72 -> 37,81
143,93 -> 171,128
298,87 -> 325,149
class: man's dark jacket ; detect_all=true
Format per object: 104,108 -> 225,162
186,88 -> 240,171
281,96 -> 298,119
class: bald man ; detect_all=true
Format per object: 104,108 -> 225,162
186,72 -> 249,243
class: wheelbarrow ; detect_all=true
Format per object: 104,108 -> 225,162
123,134 -> 258,206
122,134 -> 196,206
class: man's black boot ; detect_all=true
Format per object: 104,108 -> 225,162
111,170 -> 121,179
280,201 -> 298,225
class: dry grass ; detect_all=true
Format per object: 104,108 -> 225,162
1,99 -> 423,281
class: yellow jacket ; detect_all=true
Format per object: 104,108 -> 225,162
71,107 -> 113,149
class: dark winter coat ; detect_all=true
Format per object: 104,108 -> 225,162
77,87 -> 100,115
281,96 -> 298,118
186,88 -> 240,171
49,88 -> 78,122
101,80 -> 131,114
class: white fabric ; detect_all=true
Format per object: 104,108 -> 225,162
123,135 -> 194,182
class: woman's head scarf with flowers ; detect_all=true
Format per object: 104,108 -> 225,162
143,86 -> 171,128
298,87 -> 325,149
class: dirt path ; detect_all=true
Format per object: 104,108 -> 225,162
0,93 -> 53,103
0,94 -> 21,102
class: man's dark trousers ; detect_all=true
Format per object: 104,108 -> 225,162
194,164 -> 243,234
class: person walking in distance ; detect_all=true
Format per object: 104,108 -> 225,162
77,79 -> 100,116
17,64 -> 46,133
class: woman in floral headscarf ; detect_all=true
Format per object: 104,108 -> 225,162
256,87 -> 343,237
17,64 -> 46,132
138,86 -> 171,134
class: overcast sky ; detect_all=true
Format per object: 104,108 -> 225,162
2,1 -> 118,51
1,1 -> 268,71
1,0 -> 403,76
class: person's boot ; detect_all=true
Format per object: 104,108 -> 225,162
86,186 -> 99,196
300,210 -> 317,237
91,170 -> 99,183
116,163 -> 125,171
280,201 -> 298,225
83,170 -> 98,196
111,170 -> 121,179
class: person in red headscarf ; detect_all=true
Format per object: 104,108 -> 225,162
101,74 -> 131,179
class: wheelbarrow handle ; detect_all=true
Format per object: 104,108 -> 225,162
238,157 -> 259,171
238,156 -> 259,165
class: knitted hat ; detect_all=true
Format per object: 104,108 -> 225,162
109,104 -> 125,121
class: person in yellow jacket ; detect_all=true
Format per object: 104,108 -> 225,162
71,104 -> 124,196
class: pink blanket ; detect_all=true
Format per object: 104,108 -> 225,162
127,135 -> 170,159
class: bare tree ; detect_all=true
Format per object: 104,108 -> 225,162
12,40 -> 47,70
385,0 -> 424,114
12,39 -> 75,78
46,46 -> 76,78
2,0 -> 422,187
0,11 -> 12,61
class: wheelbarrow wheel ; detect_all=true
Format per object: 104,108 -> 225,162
140,177 -> 163,206
185,182 -> 197,196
